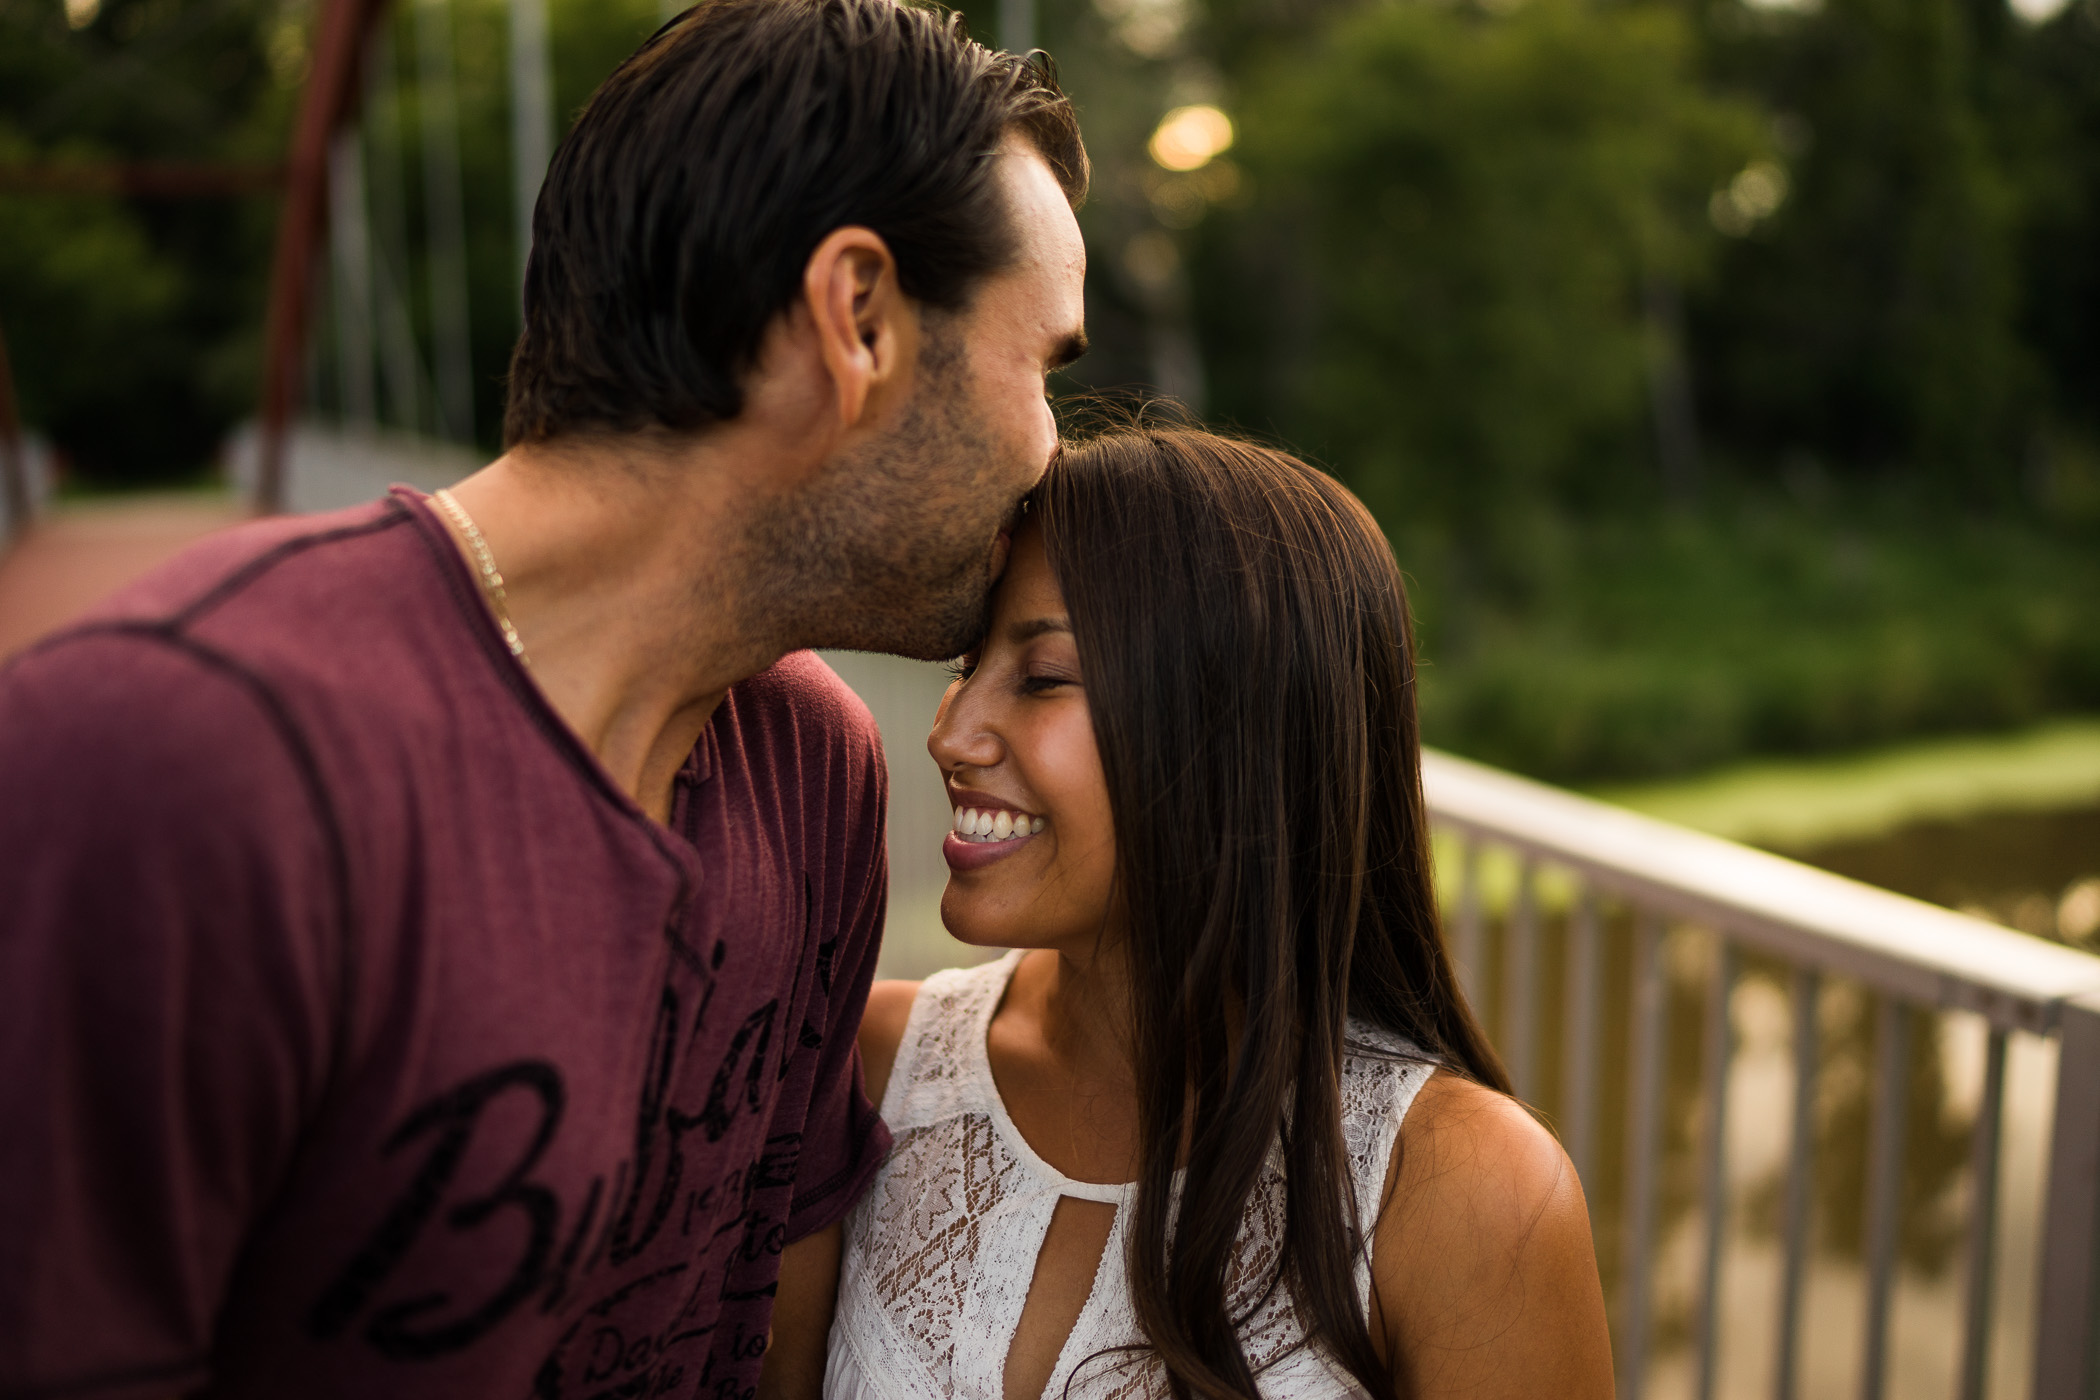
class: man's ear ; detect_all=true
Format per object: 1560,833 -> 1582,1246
803,227 -> 913,430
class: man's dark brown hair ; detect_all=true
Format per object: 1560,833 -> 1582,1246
503,0 -> 1088,446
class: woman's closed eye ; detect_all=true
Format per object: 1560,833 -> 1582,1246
1019,672 -> 1074,695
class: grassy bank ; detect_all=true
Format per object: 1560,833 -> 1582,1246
1596,718 -> 2100,849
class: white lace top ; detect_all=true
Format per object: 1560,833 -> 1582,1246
823,951 -> 1437,1400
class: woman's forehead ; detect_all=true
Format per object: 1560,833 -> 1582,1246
989,526 -> 1067,635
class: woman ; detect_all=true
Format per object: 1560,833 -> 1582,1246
824,428 -> 1613,1399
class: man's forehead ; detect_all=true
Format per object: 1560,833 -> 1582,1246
998,142 -> 1086,281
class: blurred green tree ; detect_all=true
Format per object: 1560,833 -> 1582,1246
1202,0 -> 1759,573
0,0 -> 663,486
0,0 -> 288,486
2009,0 -> 2100,506
1689,0 -> 2037,500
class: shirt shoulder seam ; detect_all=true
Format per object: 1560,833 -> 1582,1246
171,501 -> 413,631
53,620 -> 362,1106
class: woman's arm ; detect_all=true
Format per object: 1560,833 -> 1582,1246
757,1223 -> 842,1400
753,979 -> 921,1400
855,978 -> 921,1110
1368,1071 -> 1615,1399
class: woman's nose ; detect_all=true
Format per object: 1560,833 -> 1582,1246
928,682 -> 1002,773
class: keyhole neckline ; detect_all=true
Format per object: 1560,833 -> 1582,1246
975,951 -> 1136,1207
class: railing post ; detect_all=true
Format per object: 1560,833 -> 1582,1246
1775,968 -> 1819,1400
2034,993 -> 2100,1400
1860,998 -> 1911,1400
1694,938 -> 1735,1400
1960,1026 -> 2008,1400
1453,838 -> 1483,1009
1563,889 -> 1601,1194
1502,859 -> 1539,1101
1618,913 -> 1669,1400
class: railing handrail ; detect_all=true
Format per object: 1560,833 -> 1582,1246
1422,748 -> 2100,1035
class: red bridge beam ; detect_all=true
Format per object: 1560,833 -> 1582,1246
254,0 -> 394,515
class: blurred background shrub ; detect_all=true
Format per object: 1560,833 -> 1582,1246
0,0 -> 288,483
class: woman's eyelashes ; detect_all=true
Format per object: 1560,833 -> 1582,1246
945,646 -> 1078,696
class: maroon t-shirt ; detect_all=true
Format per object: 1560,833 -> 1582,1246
0,489 -> 892,1399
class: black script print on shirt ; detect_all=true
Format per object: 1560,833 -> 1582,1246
309,1061 -> 566,1359
309,919 -> 819,1397
526,952 -> 813,1399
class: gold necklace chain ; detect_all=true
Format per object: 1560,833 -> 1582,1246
432,488 -> 530,666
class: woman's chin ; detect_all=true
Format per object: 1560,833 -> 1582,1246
939,895 -> 1000,949
939,889 -> 1043,952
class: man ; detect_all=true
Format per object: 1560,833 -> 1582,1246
0,0 -> 1087,1394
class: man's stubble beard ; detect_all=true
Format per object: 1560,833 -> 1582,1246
733,328 -> 1023,662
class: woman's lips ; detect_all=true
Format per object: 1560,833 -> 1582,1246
943,828 -> 1036,872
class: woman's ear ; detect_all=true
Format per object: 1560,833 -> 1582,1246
802,226 -> 916,429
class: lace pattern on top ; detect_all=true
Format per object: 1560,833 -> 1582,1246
824,952 -> 1437,1400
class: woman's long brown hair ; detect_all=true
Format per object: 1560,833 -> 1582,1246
1034,426 -> 1510,1400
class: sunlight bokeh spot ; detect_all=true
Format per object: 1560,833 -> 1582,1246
1709,159 -> 1789,236
1148,104 -> 1233,173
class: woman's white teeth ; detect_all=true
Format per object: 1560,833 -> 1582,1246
952,807 -> 1042,842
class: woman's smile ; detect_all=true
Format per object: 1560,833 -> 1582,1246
942,788 -> 1048,869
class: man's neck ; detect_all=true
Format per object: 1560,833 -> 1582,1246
432,440 -> 788,825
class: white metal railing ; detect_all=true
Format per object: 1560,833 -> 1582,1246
1422,748 -> 2100,1400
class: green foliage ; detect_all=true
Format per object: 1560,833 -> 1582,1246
0,0 -> 286,483
0,0 -> 662,480
1164,0 -> 2100,778
2010,0 -> 2100,453
1690,0 -> 2037,496
1205,0 -> 1758,542
1411,491 -> 2100,780
1189,0 -> 2100,525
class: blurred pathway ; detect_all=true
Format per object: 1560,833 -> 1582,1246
0,494 -> 244,661
0,424 -> 476,663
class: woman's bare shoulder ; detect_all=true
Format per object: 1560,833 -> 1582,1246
856,979 -> 922,1109
1386,1071 -> 1575,1237
1369,1070 -> 1614,1399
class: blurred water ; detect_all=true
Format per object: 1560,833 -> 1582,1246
1792,805 -> 2100,949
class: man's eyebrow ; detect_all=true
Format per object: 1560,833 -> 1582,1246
1049,332 -> 1089,371
1009,617 -> 1072,642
